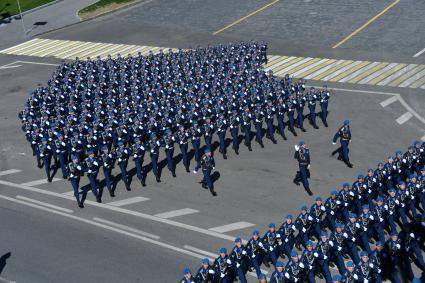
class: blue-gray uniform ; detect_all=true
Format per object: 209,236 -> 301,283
270,261 -> 285,283
229,238 -> 248,283
295,206 -> 313,248
301,241 -> 317,282
253,103 -> 265,148
262,223 -> 278,267
229,110 -> 241,154
241,106 -> 253,151
354,251 -> 381,283
216,113 -> 228,159
329,224 -> 347,274
306,88 -> 319,129
203,118 -> 215,151
343,213 -> 361,264
131,137 -> 146,186
285,250 -> 305,282
195,258 -> 215,283
293,141 -> 312,195
83,151 -> 101,202
163,129 -> 176,177
68,155 -> 84,208
191,122 -> 203,172
100,145 -> 115,196
275,97 -> 287,140
38,137 -> 53,181
176,125 -> 190,172
116,141 -> 131,190
332,120 -> 352,168
200,149 -> 216,196
53,134 -> 68,178
358,205 -> 374,254
277,215 -> 296,259
324,190 -> 339,231
385,233 -> 402,283
246,230 -> 266,278
319,86 -> 330,127
295,92 -> 306,132
213,248 -> 233,283
265,100 -> 277,144
148,133 -> 161,183
286,93 -> 297,136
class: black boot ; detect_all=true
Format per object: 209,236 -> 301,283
235,148 -> 239,155
346,161 -> 353,168
223,153 -> 227,159
172,171 -> 176,177
96,195 -> 102,203
185,165 -> 190,173
291,129 -> 297,136
109,189 -> 115,197
78,201 -> 84,208
258,140 -> 264,148
248,144 -> 252,151
156,175 -> 161,183
301,127 -> 306,132
141,179 -> 146,187
210,189 -> 217,196
125,181 -> 131,191
293,179 -> 300,186
305,187 -> 313,196
281,133 -> 287,140
271,138 -> 277,144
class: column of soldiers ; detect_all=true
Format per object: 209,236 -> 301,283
181,140 -> 425,283
19,41 -> 331,207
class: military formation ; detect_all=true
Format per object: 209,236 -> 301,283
181,140 -> 425,283
19,41 -> 331,207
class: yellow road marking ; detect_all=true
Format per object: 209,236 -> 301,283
348,63 -> 388,83
55,41 -> 94,58
264,55 -> 289,68
332,0 -> 400,48
329,61 -> 370,82
388,65 -> 425,87
17,39 -> 63,56
295,59 -> 336,78
311,60 -> 353,80
367,63 -> 406,85
0,38 -> 41,53
270,57 -> 304,73
409,73 -> 425,88
66,43 -> 110,59
31,40 -> 72,56
213,0 -> 280,35
281,58 -> 322,74
40,41 -> 83,57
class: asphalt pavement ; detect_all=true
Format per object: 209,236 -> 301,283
0,0 -> 425,282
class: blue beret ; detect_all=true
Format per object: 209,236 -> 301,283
349,213 -> 357,219
390,231 -> 398,237
298,140 -> 305,146
286,214 -> 293,219
183,268 -> 191,275
358,174 -> 364,179
118,141 -> 124,146
301,205 -> 308,210
376,241 -> 383,246
150,133 -> 156,138
321,231 -> 328,237
376,196 -> 384,202
409,146 -> 415,150
87,150 -> 94,155
414,140 -> 421,145
421,167 -> 425,171
193,120 -> 198,124
377,162 -> 384,166
134,136 -> 140,142
219,247 -> 227,254
165,128 -> 171,133
346,261 -> 354,267
333,274 -> 342,281
399,181 -> 406,186
388,188 -> 396,193
201,258 -> 209,264
343,182 -> 350,187
409,174 -> 417,178
259,274 -> 267,279
335,223 -> 343,228
41,137 -> 47,142
331,190 -> 337,195
234,237 -> 241,243
276,261 -> 284,267
204,148 -> 211,153
57,133 -> 63,137
290,250 -> 298,257
306,240 -> 313,246
360,251 -> 368,257
343,120 -> 350,125
101,145 -> 108,150
269,223 -> 275,228
395,150 -> 402,155
362,204 -> 369,209
367,168 -> 374,172
71,154 -> 78,160
253,230 -> 260,236
388,155 -> 394,159
412,278 -> 421,283
316,196 -> 322,201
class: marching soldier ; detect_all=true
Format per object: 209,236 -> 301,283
68,154 -> 84,208
54,133 -> 68,179
148,133 -> 161,183
100,145 -> 115,197
163,128 -> 176,177
116,141 -> 131,190
285,250 -> 305,282
319,86 -> 330,127
83,150 -> 101,203
263,223 -> 278,267
216,113 -> 228,159
246,230 -> 266,278
213,248 -> 233,283
180,268 -> 196,283
176,124 -> 191,172
265,100 -> 277,144
229,110 -> 241,155
241,106 -> 253,151
293,141 -> 313,195
230,237 -> 248,283
132,136 -> 146,187
270,261 -> 285,283
332,120 -> 353,168
195,258 -> 215,283
191,121 -> 203,173
38,137 -> 53,182
200,149 -> 217,196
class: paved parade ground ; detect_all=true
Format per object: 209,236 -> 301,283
0,0 -> 425,282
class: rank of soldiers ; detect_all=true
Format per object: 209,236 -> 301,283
181,140 -> 425,283
19,41 -> 331,206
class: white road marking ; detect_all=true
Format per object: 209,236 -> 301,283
21,177 -> 62,186
396,112 -> 413,125
93,217 -> 160,239
0,179 -> 236,242
339,62 -> 380,82
398,68 -> 425,87
274,57 -> 314,76
62,191 -> 75,196
0,38 -> 40,53
304,60 -> 345,80
208,222 -> 255,233
183,245 -> 269,276
264,56 -> 296,71
0,65 -> 22,70
291,58 -> 330,77
380,96 -> 398,107
154,208 -> 199,219
321,61 -> 362,81
107,196 -> 150,207
0,194 -> 209,262
16,60 -> 59,66
16,195 -> 73,213
413,47 -> 425,58
0,169 -> 21,176
377,64 -> 418,86
358,63 -> 398,84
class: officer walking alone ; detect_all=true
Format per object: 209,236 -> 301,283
293,140 -> 313,195
332,120 -> 353,168
200,149 -> 217,196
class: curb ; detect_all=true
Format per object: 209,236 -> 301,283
34,0 -> 149,37
2,0 -> 64,22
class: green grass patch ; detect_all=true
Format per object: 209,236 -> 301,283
0,0 -> 54,19
79,0 -> 134,15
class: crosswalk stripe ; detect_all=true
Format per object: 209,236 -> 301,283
380,96 -> 398,107
264,56 -> 294,71
388,65 -> 425,87
17,39 -> 63,56
0,38 -> 42,53
396,112 -> 413,125
275,57 -> 315,76
95,44 -> 127,58
271,57 -> 305,73
368,63 -> 407,85
312,60 -> 353,81
358,63 -> 399,84
378,64 -> 418,86
105,44 -> 138,58
154,208 -> 199,219
264,55 -> 289,68
55,41 -> 96,58
21,178 -> 62,186
348,62 -> 388,83
339,62 -> 378,83
408,70 -> 425,88
294,59 -> 336,78
142,46 -> 160,55
329,61 -> 370,82
70,43 -> 113,59
399,68 -> 425,87
292,58 -> 329,77
208,222 -> 255,233
0,169 -> 21,176
62,42 -> 103,59
38,41 -> 81,57
286,58 -> 322,75
321,61 -> 362,81
266,55 -> 281,63
13,39 -> 53,55
30,40 -> 71,57
107,196 -> 149,207
130,46 -> 152,56
305,60 -> 344,80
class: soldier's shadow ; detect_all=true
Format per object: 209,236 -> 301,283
0,252 -> 11,274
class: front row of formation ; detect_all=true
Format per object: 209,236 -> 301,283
180,140 -> 425,283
